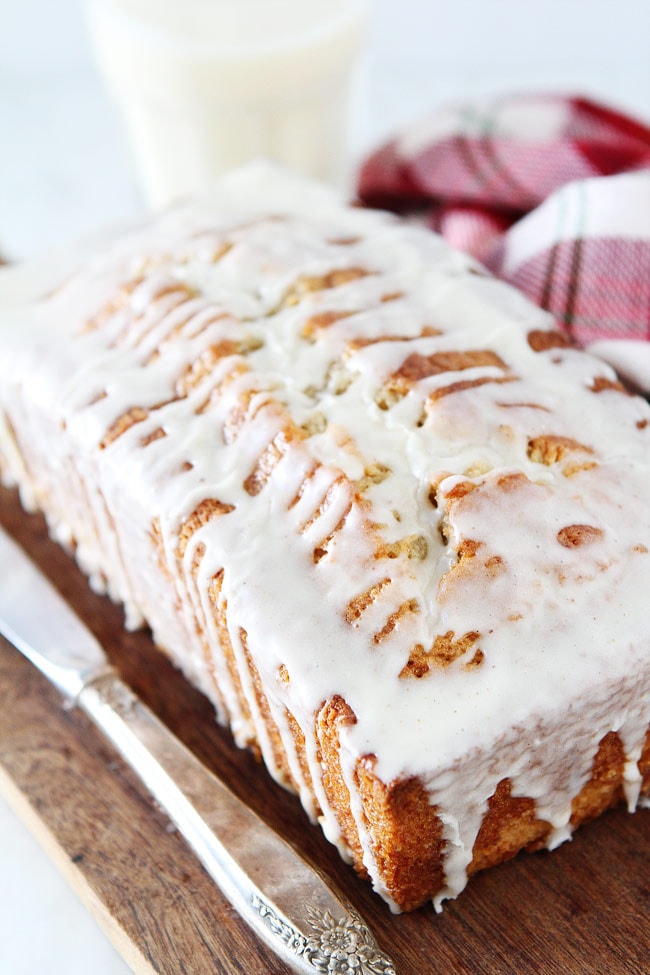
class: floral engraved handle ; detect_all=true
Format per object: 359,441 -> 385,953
79,672 -> 401,974
252,895 -> 398,974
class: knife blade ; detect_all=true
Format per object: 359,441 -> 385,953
0,525 -> 398,975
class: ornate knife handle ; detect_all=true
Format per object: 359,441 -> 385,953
80,672 -> 398,975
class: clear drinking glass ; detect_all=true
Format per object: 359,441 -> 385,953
87,0 -> 368,207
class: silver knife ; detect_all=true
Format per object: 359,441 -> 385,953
0,524 -> 398,975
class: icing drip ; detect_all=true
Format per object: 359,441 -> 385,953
0,163 -> 648,910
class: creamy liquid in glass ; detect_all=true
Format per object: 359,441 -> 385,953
87,0 -> 368,207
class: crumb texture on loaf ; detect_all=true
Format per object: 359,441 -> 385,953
1,163 -> 649,911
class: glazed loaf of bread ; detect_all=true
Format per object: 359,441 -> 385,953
1,164 -> 649,911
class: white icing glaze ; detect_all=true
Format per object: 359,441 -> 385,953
0,162 -> 649,911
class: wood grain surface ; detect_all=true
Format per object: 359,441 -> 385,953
1,482 -> 649,975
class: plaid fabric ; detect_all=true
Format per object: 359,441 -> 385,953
358,94 -> 650,390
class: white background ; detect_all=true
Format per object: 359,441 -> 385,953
0,1 -> 648,972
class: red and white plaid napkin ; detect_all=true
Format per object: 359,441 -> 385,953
358,94 -> 650,392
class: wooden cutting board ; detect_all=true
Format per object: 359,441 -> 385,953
1,482 -> 649,975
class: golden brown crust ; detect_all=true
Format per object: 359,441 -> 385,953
526,328 -> 575,352
556,524 -> 604,548
206,570 -> 259,754
311,717 -> 650,911
469,779 -> 550,875
353,759 -> 446,912
399,630 -> 482,678
239,629 -> 297,789
315,696 -> 368,877
283,705 -> 322,816
527,434 -> 593,465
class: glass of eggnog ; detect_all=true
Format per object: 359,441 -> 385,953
87,0 -> 368,207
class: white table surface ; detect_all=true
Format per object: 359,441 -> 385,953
0,1 -> 648,972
